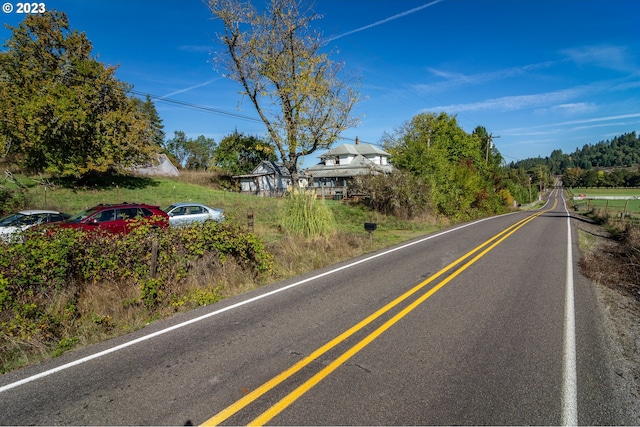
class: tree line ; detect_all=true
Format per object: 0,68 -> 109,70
0,12 -> 163,177
510,132 -> 640,176
0,11 -> 280,179
508,131 -> 640,189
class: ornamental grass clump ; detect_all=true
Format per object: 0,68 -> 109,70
280,190 -> 335,238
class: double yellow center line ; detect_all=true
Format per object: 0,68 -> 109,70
203,201 -> 556,426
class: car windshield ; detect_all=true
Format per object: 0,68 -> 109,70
0,213 -> 51,227
67,208 -> 99,223
0,213 -> 25,226
162,205 -> 177,213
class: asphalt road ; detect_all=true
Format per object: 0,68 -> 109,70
0,188 -> 629,425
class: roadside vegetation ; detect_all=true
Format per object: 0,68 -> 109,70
580,223 -> 640,304
570,188 -> 640,298
570,190 -> 640,397
0,171 -> 441,373
567,187 -> 640,315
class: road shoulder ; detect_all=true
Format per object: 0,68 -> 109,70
572,214 -> 640,423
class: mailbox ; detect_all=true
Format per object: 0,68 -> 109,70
364,222 -> 377,232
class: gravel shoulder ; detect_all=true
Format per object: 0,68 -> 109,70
572,213 -> 640,423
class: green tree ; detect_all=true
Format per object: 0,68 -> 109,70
163,131 -> 189,168
134,94 -> 165,147
213,131 -> 276,175
0,11 -> 157,176
185,135 -> 216,170
503,167 -> 537,205
163,131 -> 217,170
562,167 -> 583,188
208,0 -> 360,185
472,125 -> 502,168
530,164 -> 552,193
383,112 -> 507,220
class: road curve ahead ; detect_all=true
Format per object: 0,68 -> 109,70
0,188 -> 629,425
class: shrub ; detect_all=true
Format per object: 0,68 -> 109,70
0,187 -> 30,216
350,171 -> 432,219
0,220 -> 274,372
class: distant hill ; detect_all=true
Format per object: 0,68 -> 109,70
509,131 -> 640,175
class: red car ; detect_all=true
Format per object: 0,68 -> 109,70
58,202 -> 169,234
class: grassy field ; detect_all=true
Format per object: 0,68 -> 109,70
569,188 -> 640,216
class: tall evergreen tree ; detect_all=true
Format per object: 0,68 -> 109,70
135,94 -> 165,147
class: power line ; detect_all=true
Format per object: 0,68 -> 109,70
130,90 -> 264,124
131,90 -> 383,146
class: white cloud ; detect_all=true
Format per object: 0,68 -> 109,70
560,44 -> 638,73
535,102 -> 597,116
501,112 -> 640,136
178,45 -> 214,53
428,88 -> 581,113
414,61 -> 558,93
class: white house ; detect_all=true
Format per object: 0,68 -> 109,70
234,161 -> 308,196
306,140 -> 394,198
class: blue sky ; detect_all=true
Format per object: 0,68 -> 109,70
2,0 -> 640,167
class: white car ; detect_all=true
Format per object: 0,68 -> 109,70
163,203 -> 225,227
0,209 -> 70,242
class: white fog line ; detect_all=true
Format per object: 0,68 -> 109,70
1,213 -> 515,393
562,191 -> 578,426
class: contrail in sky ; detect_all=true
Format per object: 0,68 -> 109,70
325,0 -> 446,42
160,77 -> 222,99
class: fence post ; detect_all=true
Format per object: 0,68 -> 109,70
247,208 -> 254,232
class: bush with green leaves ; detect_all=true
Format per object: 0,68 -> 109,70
0,187 -> 30,216
0,220 -> 273,371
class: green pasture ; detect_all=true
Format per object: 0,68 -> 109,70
571,188 -> 640,197
569,188 -> 640,215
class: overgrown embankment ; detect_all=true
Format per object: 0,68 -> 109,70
0,220 -> 273,373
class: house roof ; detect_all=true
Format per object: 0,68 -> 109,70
319,143 -> 390,158
233,161 -> 307,179
306,155 -> 394,178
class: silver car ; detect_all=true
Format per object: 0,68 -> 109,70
163,203 -> 225,227
0,209 -> 70,242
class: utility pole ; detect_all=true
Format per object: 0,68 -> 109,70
485,133 -> 500,162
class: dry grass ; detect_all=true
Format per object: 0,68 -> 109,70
580,225 -> 640,310
267,232 -> 369,282
171,169 -> 233,189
